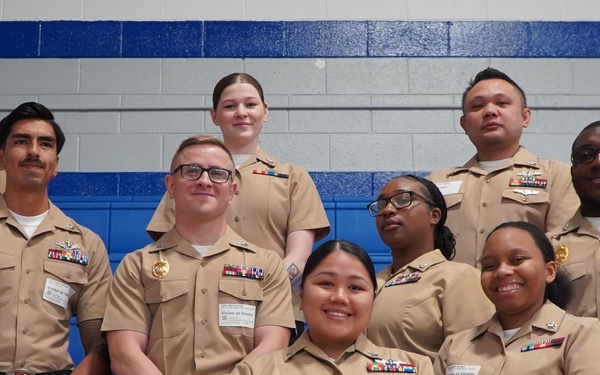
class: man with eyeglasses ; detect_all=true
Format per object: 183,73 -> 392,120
547,122 -> 600,319
427,67 -> 579,267
102,135 -> 294,375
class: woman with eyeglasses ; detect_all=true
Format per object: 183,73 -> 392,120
146,73 -> 330,340
366,175 -> 495,361
232,240 -> 434,375
435,221 -> 600,375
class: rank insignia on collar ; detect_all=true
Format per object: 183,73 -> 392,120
366,359 -> 416,373
521,337 -> 564,352
546,321 -> 557,329
385,273 -> 421,287
48,241 -> 88,265
152,258 -> 170,279
252,169 -> 289,179
554,245 -> 569,265
223,264 -> 264,280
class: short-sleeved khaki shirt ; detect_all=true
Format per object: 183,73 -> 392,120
0,196 -> 112,372
102,226 -> 295,375
147,149 -> 330,320
434,301 -> 600,375
367,250 -> 495,361
232,331 -> 434,375
427,147 -> 579,267
547,209 -> 600,319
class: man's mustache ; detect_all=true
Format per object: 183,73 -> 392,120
19,157 -> 46,168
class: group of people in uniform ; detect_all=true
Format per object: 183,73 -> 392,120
0,66 -> 599,375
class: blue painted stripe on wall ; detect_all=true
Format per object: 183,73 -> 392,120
48,172 -> 430,197
2,21 -> 600,58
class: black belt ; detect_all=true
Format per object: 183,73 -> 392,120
0,371 -> 71,375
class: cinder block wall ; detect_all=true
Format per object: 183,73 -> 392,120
1,1 -> 600,174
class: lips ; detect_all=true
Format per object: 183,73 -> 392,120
325,309 -> 351,318
482,120 -> 501,130
497,283 -> 522,292
382,219 -> 400,231
233,122 -> 252,126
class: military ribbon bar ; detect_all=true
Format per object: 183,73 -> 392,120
222,264 -> 264,280
520,337 -> 565,352
252,169 -> 289,179
367,359 -> 417,373
48,247 -> 88,265
385,273 -> 421,287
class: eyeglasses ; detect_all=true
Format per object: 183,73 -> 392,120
171,164 -> 232,183
572,145 -> 600,164
366,191 -> 435,217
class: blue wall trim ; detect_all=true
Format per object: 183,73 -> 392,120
48,171 -> 429,197
1,21 -> 600,58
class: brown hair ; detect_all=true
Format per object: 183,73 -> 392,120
212,73 -> 265,109
170,134 -> 234,171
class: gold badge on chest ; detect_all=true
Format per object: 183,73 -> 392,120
554,245 -> 569,265
152,258 -> 170,278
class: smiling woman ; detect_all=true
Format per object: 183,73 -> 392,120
434,221 -> 600,375
231,240 -> 434,375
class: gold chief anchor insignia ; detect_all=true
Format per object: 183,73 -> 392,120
152,258 -> 170,278
554,245 -> 569,265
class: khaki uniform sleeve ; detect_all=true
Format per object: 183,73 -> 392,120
433,336 -> 452,375
564,319 -> 600,374
76,231 -> 112,323
146,192 -> 175,240
101,252 -> 151,334
231,362 -> 253,375
255,252 -> 295,329
287,166 -> 330,241
545,160 -> 579,232
417,355 -> 435,375
441,266 -> 494,337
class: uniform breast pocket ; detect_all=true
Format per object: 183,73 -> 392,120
42,260 -> 88,319
0,252 -> 16,307
144,279 -> 189,339
443,194 -> 464,237
218,278 -> 264,336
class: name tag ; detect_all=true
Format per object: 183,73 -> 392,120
219,304 -> 256,329
435,181 -> 462,195
43,278 -> 75,308
446,365 -> 480,375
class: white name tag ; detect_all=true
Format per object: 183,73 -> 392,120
446,365 -> 481,375
435,181 -> 462,195
43,278 -> 75,308
219,304 -> 256,329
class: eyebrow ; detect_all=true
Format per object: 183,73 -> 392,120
11,132 -> 56,144
377,189 -> 410,200
479,247 -> 528,263
314,270 -> 368,283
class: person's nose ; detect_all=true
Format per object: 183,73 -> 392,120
235,104 -> 248,118
195,170 -> 213,186
378,201 -> 397,216
329,287 -> 349,304
494,262 -> 514,278
482,102 -> 499,118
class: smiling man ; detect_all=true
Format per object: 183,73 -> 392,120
547,121 -> 600,319
427,68 -> 579,267
0,102 -> 112,375
102,134 -> 294,375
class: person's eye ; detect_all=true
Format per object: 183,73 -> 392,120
471,103 -> 484,110
498,100 -> 509,106
481,263 -> 497,271
223,104 -> 236,109
350,285 -> 365,291
246,102 -> 258,108
318,281 -> 334,287
512,257 -> 526,265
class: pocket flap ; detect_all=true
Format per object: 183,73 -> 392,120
43,259 -> 87,284
219,278 -> 263,301
444,194 -> 463,209
0,252 -> 16,270
502,189 -> 550,204
144,279 -> 189,304
563,261 -> 586,281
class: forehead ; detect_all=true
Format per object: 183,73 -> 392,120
466,79 -> 521,101
574,127 -> 600,148
175,144 -> 232,166
10,119 -> 55,137
219,82 -> 261,101
380,177 -> 423,196
312,251 -> 369,276
483,227 -> 537,255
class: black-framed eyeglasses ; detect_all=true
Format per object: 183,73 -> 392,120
366,191 -> 435,217
572,145 -> 600,164
171,164 -> 233,184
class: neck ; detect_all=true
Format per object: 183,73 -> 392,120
476,144 -> 520,162
308,331 -> 352,360
390,243 -> 432,274
581,201 -> 600,217
224,139 -> 260,155
174,216 -> 228,246
498,299 -> 544,330
3,187 -> 49,216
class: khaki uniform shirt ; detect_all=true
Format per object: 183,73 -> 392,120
434,301 -> 600,375
427,147 -> 579,267
101,226 -> 295,375
547,209 -> 600,319
0,196 -> 112,372
232,331 -> 434,375
147,149 -> 330,320
367,251 -> 495,361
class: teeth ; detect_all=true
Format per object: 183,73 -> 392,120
327,311 -> 348,317
498,284 -> 521,292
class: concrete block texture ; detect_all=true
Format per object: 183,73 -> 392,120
59,134 -> 80,172
290,110 -> 371,133
413,134 -> 476,171
408,59 -> 490,94
245,59 -> 327,95
489,0 -> 567,21
0,59 -> 80,95
163,133 -> 198,171
80,134 -> 162,171
246,0 -> 327,20
331,134 -> 414,171
165,0 -> 245,20
327,59 -> 409,95
162,59 -> 244,94
406,0 -> 487,20
81,59 -> 161,94
83,0 -> 163,20
573,60 -> 600,95
55,111 -> 120,134
490,59 -> 573,95
521,133 -> 574,163
121,110 -> 205,133
260,134 -> 330,171
326,0 -> 407,20
373,110 -> 455,134
3,0 -> 82,20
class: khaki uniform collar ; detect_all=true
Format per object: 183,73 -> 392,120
284,331 -> 386,363
548,209 -> 600,239
0,195 -> 81,236
448,146 -> 539,177
149,225 -> 257,258
376,250 -> 446,294
239,148 -> 277,169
